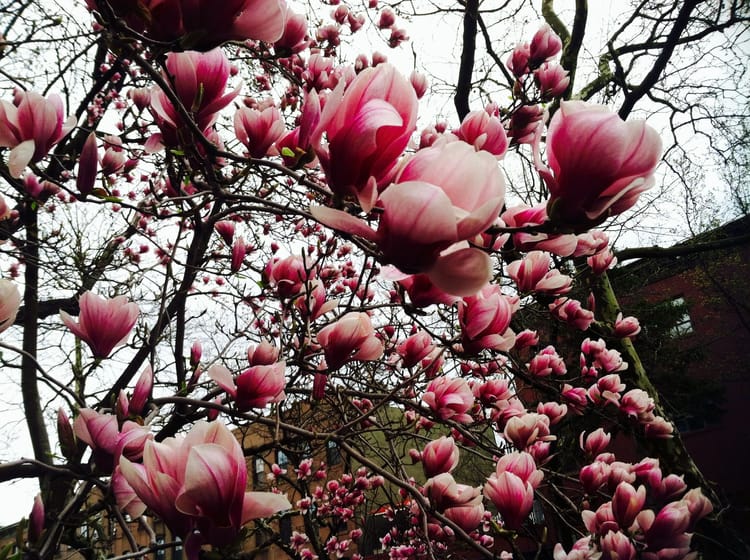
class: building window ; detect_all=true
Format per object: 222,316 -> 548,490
277,449 -> 289,469
667,296 -> 693,337
155,535 -> 165,560
326,440 -> 341,465
174,539 -> 183,560
253,456 -> 266,486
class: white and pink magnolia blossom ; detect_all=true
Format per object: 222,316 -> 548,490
550,298 -> 595,331
208,362 -> 286,410
421,436 -> 460,477
119,421 -> 291,547
234,106 -> 285,159
423,472 -> 484,532
614,313 -> 641,339
458,285 -> 517,353
455,109 -> 509,157
0,91 -> 74,177
507,251 -> 572,295
60,292 -> 139,358
484,451 -> 542,530
539,101 -> 662,227
422,377 -> 475,424
317,312 -> 383,371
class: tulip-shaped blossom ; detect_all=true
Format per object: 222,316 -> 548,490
422,377 -> 475,424
534,62 -> 569,100
397,331 -> 436,368
455,109 -> 509,157
614,313 -> 641,339
421,436 -> 460,477
274,10 -> 310,55
317,312 -> 383,371
234,106 -> 285,158
119,421 -> 291,550
611,481 -> 647,529
504,413 -> 555,450
312,63 -> 418,212
458,285 -> 517,353
529,24 -> 563,67
247,340 -> 280,366
60,292 -> 139,358
74,409 -> 152,472
539,101 -> 662,228
484,457 -> 539,530
0,91 -> 74,177
423,473 -> 485,532
507,251 -> 572,295
550,297 -> 595,331
208,362 -> 286,410
0,278 -> 20,334
127,365 -> 153,417
313,140 -> 504,296
149,49 -> 240,149
263,254 -> 311,299
86,0 -> 287,50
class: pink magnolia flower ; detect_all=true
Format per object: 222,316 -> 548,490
421,436 -> 460,477
263,254 -> 311,298
150,49 -> 240,149
127,365 -> 153,417
234,106 -> 285,158
529,24 -> 563,67
312,140 -> 504,296
397,331 -> 436,368
317,312 -> 383,370
409,70 -> 428,99
423,473 -> 484,532
0,91 -> 74,177
74,409 -> 152,473
507,251 -> 572,295
119,421 -> 291,546
0,278 -> 20,333
611,481 -> 647,529
208,362 -> 286,410
503,413 -> 554,450
86,0 -> 288,50
614,313 -> 641,339
600,530 -> 636,560
458,285 -> 517,353
484,470 -> 535,530
534,62 -> 569,99
506,43 -> 530,77
579,428 -> 611,456
274,10 -> 309,54
550,297 -> 595,331
28,494 -> 44,543
502,204 -> 578,257
423,377 -> 475,424
540,101 -> 662,227
455,109 -> 508,157
398,274 -> 460,308
247,340 -> 280,366
587,248 -> 617,274
494,451 -> 544,489
313,64 -> 417,212
60,292 -> 140,358
527,346 -> 567,377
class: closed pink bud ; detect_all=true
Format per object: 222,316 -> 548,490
128,87 -> 151,110
421,436 -> 459,477
57,408 -> 76,461
234,106 -> 285,159
348,12 -> 365,32
214,220 -> 235,246
231,238 -> 246,273
129,365 -> 153,417
506,43 -> 530,77
0,278 -> 20,333
247,340 -> 280,366
542,101 -> 662,227
77,132 -> 98,196
580,461 -> 610,494
614,313 -> 641,339
534,62 -> 569,99
409,70 -> 428,99
612,482 -> 646,528
190,340 -> 202,366
529,24 -> 562,67
423,377 -> 475,424
28,493 -> 44,543
60,292 -> 139,358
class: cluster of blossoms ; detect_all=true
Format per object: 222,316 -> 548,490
0,2 -> 720,559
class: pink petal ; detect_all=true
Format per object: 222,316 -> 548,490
427,247 -> 491,296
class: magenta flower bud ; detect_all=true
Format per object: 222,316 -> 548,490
550,298 -> 595,331
421,436 -> 459,477
231,238 -> 247,273
456,109 -> 509,158
348,12 -> 365,32
484,471 -> 534,530
541,101 -> 662,228
190,340 -> 202,367
409,70 -> 428,99
580,461 -> 610,494
76,132 -> 98,196
580,428 -> 611,456
57,408 -> 76,461
513,329 -> 539,350
377,7 -> 396,28
534,62 -> 569,99
128,365 -> 153,417
247,340 -> 280,366
397,331 -> 436,368
529,24 -> 562,67
28,493 -> 44,543
506,42 -> 530,77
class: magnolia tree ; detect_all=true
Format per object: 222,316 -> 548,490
0,1 -> 746,560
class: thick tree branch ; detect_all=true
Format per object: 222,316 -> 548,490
454,0 -> 479,121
